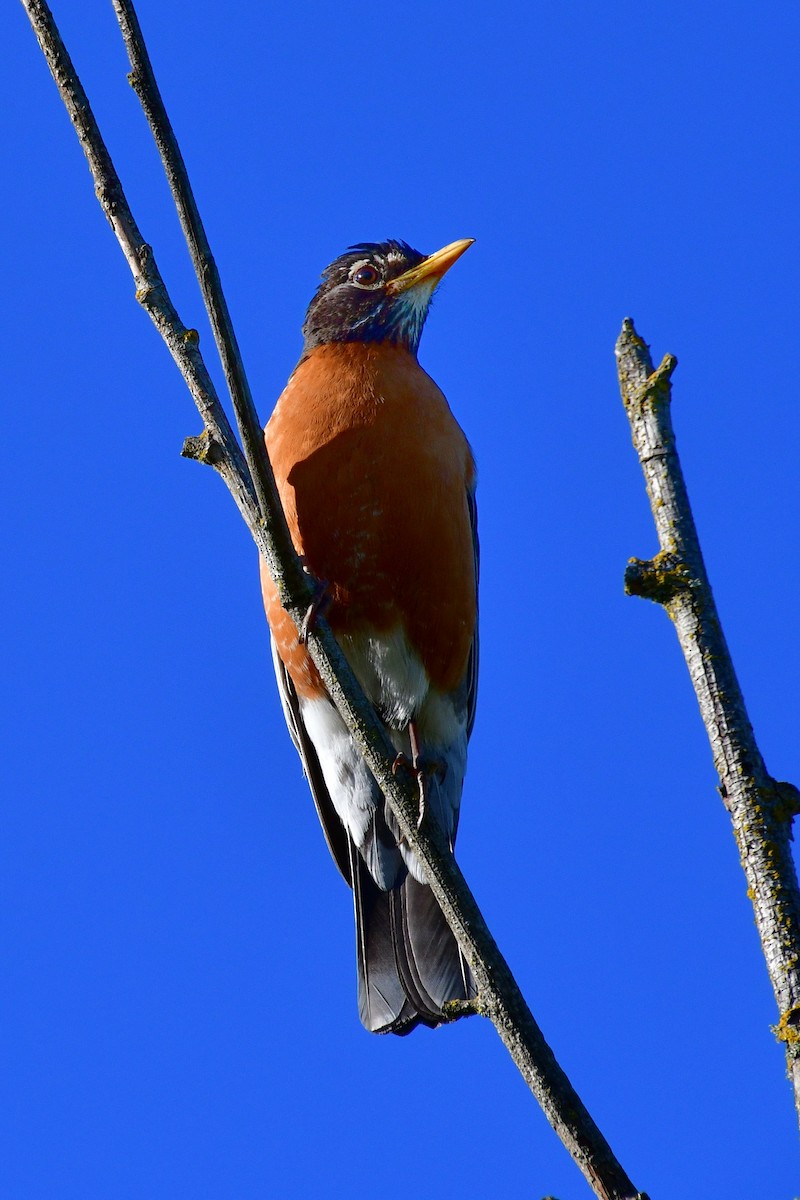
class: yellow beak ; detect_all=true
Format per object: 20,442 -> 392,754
386,238 -> 474,295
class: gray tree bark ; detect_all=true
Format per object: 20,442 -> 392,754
616,319 -> 800,1123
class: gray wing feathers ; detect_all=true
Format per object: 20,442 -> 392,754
351,840 -> 474,1035
390,875 -> 475,1023
349,841 -> 419,1034
270,638 -> 352,883
466,483 -> 479,739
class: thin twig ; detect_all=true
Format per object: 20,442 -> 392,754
21,2 -> 647,1194
23,10 -> 254,510
111,0 -> 281,545
616,317 -> 800,1122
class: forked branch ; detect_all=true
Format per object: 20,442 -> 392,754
616,318 -> 800,1122
21,1 -> 648,1194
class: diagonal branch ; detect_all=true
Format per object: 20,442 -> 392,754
111,0 -> 279,544
21,2 -> 647,1194
616,317 -> 800,1123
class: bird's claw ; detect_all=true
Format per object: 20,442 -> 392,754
298,577 -> 331,645
391,752 -> 410,777
391,735 -> 444,830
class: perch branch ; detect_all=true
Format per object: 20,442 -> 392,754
21,2 -> 647,1194
616,317 -> 800,1121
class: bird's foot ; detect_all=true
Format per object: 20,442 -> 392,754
391,751 -> 411,777
298,577 -> 331,645
391,748 -> 429,825
392,725 -> 444,829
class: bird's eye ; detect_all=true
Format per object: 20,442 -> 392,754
351,263 -> 380,287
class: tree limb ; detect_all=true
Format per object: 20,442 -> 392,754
20,1 -> 648,1193
111,0 -> 282,554
616,317 -> 800,1122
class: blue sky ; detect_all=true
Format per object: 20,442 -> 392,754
4,2 -> 799,1196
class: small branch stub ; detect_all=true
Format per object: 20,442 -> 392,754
440,997 -> 484,1022
624,550 -> 690,605
773,1007 -> 800,1059
773,781 -> 800,824
182,430 -> 224,466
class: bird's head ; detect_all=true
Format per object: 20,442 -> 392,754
301,238 -> 473,356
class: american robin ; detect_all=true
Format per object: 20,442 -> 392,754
261,238 -> 478,1034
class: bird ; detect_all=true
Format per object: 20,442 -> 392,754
260,237 -> 478,1034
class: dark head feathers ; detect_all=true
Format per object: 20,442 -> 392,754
301,240 -> 430,355
319,240 -> 422,284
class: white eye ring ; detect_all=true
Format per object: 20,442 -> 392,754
350,261 -> 381,288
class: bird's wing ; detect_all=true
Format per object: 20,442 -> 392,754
270,637 -> 352,884
465,482 -> 480,740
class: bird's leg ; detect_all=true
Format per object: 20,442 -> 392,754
391,722 -> 444,830
408,721 -> 427,829
297,568 -> 331,645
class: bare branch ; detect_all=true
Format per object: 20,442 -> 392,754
20,2 -> 647,1193
616,317 -> 800,1121
111,0 -> 282,550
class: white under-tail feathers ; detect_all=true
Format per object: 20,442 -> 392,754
299,626 -> 467,885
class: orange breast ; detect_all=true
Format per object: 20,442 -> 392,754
261,341 -> 476,701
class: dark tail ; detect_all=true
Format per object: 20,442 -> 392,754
349,841 -> 474,1035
